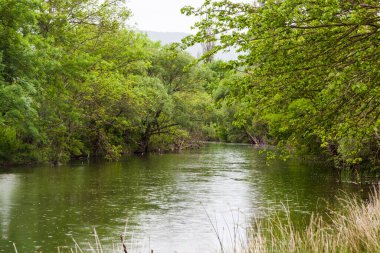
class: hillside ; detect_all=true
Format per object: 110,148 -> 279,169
142,30 -> 237,60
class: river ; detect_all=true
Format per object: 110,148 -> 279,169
0,143 -> 369,252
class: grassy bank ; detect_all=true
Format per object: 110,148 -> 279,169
245,187 -> 380,253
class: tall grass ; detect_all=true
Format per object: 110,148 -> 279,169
245,187 -> 380,253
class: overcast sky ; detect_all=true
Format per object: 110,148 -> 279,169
127,0 -> 253,33
127,0 -> 204,33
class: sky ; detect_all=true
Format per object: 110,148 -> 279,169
127,0 -> 253,33
127,0 -> 205,33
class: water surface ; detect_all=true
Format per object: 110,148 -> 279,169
0,143 -> 369,252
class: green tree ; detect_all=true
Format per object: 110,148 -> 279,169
134,47 -> 213,153
0,0 -> 220,165
0,0 -> 41,163
34,0 -> 132,163
183,0 -> 380,169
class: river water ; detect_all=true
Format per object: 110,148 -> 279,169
0,143 -> 369,252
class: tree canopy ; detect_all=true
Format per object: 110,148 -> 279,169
0,0 -> 218,165
2,0 -> 380,170
182,0 -> 380,168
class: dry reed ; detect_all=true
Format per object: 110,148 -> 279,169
244,186 -> 380,253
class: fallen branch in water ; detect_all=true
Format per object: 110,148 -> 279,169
120,235 -> 127,253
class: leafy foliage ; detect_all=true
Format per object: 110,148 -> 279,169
183,0 -> 380,169
0,0 -> 216,165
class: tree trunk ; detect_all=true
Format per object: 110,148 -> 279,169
139,123 -> 151,154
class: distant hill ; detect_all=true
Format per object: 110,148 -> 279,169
142,30 -> 238,61
142,31 -> 190,44
142,31 -> 202,58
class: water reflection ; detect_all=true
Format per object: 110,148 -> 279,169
0,174 -> 19,240
0,143 -> 371,252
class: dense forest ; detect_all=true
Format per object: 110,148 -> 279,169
183,0 -> 380,170
1,0 -> 379,171
0,0 -> 250,166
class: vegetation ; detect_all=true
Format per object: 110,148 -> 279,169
2,0 -> 380,171
182,0 -> 380,170
243,188 -> 380,253
4,1 -> 380,252
0,0 -> 231,165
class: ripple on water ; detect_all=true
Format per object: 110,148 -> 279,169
0,143 -> 372,252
